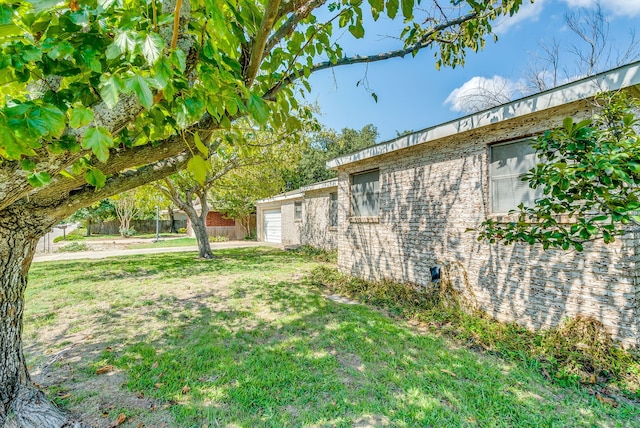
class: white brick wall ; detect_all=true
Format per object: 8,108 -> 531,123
336,102 -> 640,348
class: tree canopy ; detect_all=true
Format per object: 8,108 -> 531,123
285,124 -> 378,188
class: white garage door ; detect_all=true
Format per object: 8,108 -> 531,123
264,209 -> 282,243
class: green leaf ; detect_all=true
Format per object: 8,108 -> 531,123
349,23 -> 364,38
246,93 -> 268,124
187,155 -> 209,185
628,161 -> 640,173
85,169 -> 106,188
563,117 -> 573,133
0,5 -> 13,25
99,75 -> 124,108
106,30 -> 137,59
126,75 -> 153,109
82,127 -> 113,163
401,0 -> 413,19
141,33 -> 164,65
27,171 -> 50,188
193,132 -> 208,157
387,0 -> 399,19
20,159 -> 37,171
152,58 -> 173,88
171,49 -> 187,72
17,104 -> 66,138
69,106 -> 94,128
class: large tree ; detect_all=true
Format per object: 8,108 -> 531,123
0,0 -> 525,424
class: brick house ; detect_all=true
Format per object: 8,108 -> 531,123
256,178 -> 338,249
323,62 -> 640,348
257,62 -> 640,347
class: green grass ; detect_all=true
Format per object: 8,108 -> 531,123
127,236 -> 231,249
56,242 -> 91,252
25,248 -> 640,427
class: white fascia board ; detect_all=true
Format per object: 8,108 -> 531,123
256,190 -> 303,205
327,61 -> 640,169
257,178 -> 338,205
300,178 -> 338,192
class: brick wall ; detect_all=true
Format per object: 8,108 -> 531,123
205,211 -> 235,227
336,101 -> 640,348
300,189 -> 337,250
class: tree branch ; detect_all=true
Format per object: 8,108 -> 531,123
44,151 -> 192,220
263,11 -> 479,100
28,115 -> 218,208
245,0 -> 282,86
265,0 -> 328,53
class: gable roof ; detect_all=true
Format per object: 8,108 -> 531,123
327,61 -> 640,169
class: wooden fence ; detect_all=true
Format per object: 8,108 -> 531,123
89,219 -> 187,235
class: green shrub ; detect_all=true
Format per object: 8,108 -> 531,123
53,233 -> 85,243
290,245 -> 337,263
119,227 -> 136,237
308,266 -> 640,399
56,242 -> 91,253
244,230 -> 257,241
209,235 -> 228,242
177,227 -> 187,234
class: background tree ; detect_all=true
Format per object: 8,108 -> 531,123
524,2 -> 640,93
478,92 -> 640,251
285,124 -> 378,188
111,190 -> 143,236
157,124 -> 306,258
0,0 -> 526,423
69,199 -> 117,236
213,159 -> 292,238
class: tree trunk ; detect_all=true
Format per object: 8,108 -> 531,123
190,214 -> 213,259
85,218 -> 91,237
168,207 -> 178,233
0,215 -> 84,427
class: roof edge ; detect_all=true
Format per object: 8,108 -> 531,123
327,61 -> 640,169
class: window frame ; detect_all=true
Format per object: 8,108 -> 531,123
294,200 -> 302,221
488,138 -> 542,215
349,168 -> 380,220
329,192 -> 338,228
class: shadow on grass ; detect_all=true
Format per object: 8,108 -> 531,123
25,248 -> 638,427
103,281 -> 628,427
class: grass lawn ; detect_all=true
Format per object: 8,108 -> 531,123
25,248 -> 639,427
125,236 -> 236,249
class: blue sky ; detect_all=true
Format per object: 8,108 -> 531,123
302,0 -> 640,142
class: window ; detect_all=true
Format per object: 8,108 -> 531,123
294,201 -> 302,221
330,192 -> 338,227
351,169 -> 380,217
490,139 -> 543,213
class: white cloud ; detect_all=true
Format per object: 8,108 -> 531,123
561,0 -> 640,17
444,75 -> 524,114
494,0 -> 548,34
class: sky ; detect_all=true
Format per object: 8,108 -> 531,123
302,0 -> 640,142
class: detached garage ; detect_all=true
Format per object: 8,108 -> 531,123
256,179 -> 338,249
